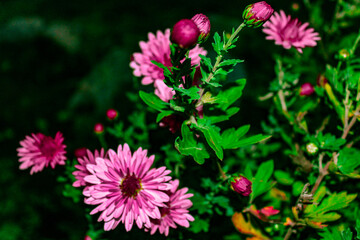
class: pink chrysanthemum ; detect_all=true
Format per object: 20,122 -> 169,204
263,10 -> 321,53
72,148 -> 107,188
17,132 -> 67,174
145,179 -> 194,236
83,144 -> 172,232
130,29 -> 207,85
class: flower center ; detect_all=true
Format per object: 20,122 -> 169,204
37,136 -> 59,161
120,174 -> 142,198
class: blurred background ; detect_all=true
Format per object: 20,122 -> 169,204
1,0 -> 355,239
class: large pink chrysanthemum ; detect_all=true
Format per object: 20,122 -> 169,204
83,144 -> 173,232
72,148 -> 107,188
145,179 -> 194,236
130,29 -> 207,85
263,10 -> 321,53
17,132 -> 67,174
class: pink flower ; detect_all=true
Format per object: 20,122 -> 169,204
17,132 -> 67,174
230,175 -> 252,196
300,82 -> 315,96
171,19 -> 200,48
130,29 -> 206,85
145,180 -> 194,236
154,80 -> 175,102
263,10 -> 321,53
83,144 -> 172,232
72,148 -> 107,188
243,1 -> 274,28
191,13 -> 211,42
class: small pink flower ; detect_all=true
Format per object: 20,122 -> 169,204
83,144 -> 172,232
259,206 -> 280,217
154,80 -> 175,102
72,148 -> 107,188
263,10 -> 321,53
300,82 -> 315,96
145,180 -> 194,236
191,13 -> 211,42
17,132 -> 67,174
130,29 -> 206,85
171,19 -> 200,49
106,109 -> 118,120
243,1 -> 274,28
230,175 -> 252,196
94,123 -> 104,134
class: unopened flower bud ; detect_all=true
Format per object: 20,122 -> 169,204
94,123 -> 104,134
338,49 -> 350,60
106,108 -> 118,120
316,74 -> 328,87
242,1 -> 274,28
171,19 -> 200,48
306,142 -> 318,155
230,175 -> 252,196
74,147 -> 87,158
191,13 -> 211,43
300,82 -> 315,96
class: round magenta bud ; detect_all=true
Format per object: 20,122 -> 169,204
74,147 -> 87,158
300,82 -> 315,96
171,19 -> 200,48
106,108 -> 118,120
191,13 -> 211,43
242,1 -> 274,28
230,175 -> 252,196
94,123 -> 104,134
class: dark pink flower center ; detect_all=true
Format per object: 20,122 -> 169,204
37,136 -> 59,161
120,174 -> 142,198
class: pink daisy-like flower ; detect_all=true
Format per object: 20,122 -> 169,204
263,10 -> 321,53
72,148 -> 107,188
130,29 -> 207,85
83,144 -> 172,232
17,132 -> 67,174
145,179 -> 194,236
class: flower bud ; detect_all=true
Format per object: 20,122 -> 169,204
242,1 -> 274,28
171,19 -> 200,48
191,13 -> 211,43
94,123 -> 104,134
230,175 -> 252,196
106,108 -> 118,120
338,49 -> 350,60
316,74 -> 328,87
74,147 -> 87,158
300,82 -> 315,96
306,142 -> 318,155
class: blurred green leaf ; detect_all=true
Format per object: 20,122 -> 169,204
274,170 -> 294,185
337,147 -> 360,174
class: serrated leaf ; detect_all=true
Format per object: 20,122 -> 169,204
224,134 -> 271,149
319,227 -> 343,240
173,86 -> 200,101
215,79 -> 246,110
189,215 -> 210,233
208,107 -> 240,124
212,32 -> 223,55
341,228 -> 353,240
306,212 -> 341,222
195,118 -> 223,160
139,90 -> 169,111
337,147 -> 360,174
199,54 -> 213,71
221,125 -> 250,148
251,160 -> 275,202
175,123 -> 210,164
305,191 -> 357,222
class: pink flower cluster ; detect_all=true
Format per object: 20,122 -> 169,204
72,144 -> 194,235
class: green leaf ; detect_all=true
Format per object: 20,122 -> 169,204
337,147 -> 360,174
175,123 -> 210,164
188,215 -> 210,233
156,110 -> 174,123
150,60 -> 172,77
223,134 -> 271,149
356,217 -> 360,239
304,191 -> 357,222
194,118 -> 223,160
139,91 -> 169,111
199,54 -> 213,71
341,228 -> 353,240
315,133 -> 346,151
306,212 -> 341,222
208,107 -> 240,124
212,32 -> 223,55
215,79 -> 246,110
274,170 -> 295,185
250,160 -> 275,202
221,125 -> 250,148
219,59 -> 244,67
173,86 -> 200,101
319,227 -> 343,240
